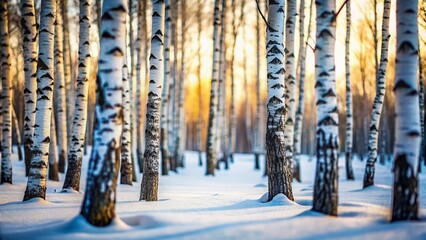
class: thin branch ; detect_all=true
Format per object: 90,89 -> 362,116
255,0 -> 272,30
306,41 -> 315,52
332,0 -> 349,22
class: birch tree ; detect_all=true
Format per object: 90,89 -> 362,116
0,0 -> 12,184
344,0 -> 354,180
205,0 -> 221,176
363,0 -> 391,188
120,60 -> 133,185
62,0 -> 92,191
253,0 -> 262,170
12,107 -> 23,161
284,0 -> 297,179
54,0 -> 68,178
160,0 -> 172,176
23,0 -> 56,200
196,0 -> 203,166
140,0 -> 164,201
312,0 -> 339,216
391,0 -> 420,221
80,0 -> 126,226
48,111 -> 59,181
20,0 -> 38,176
265,0 -> 293,201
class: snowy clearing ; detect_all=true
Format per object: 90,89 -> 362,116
1,149 -> 426,239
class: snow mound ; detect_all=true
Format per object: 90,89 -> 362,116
64,215 -> 131,233
259,193 -> 299,206
2,197 -> 52,206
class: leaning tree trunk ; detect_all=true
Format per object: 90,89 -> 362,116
265,0 -> 293,202
363,0 -> 391,188
80,0 -> 126,226
0,0 -> 12,184
48,110 -> 59,181
284,0 -> 297,181
391,0 -> 420,222
120,58 -> 133,185
344,0 -> 355,180
20,0 -> 38,176
23,0 -> 56,200
312,0 -> 339,216
140,0 -> 164,201
205,0 -> 221,176
63,0 -> 91,192
54,0 -> 68,177
135,0 -> 147,173
160,0 -> 171,176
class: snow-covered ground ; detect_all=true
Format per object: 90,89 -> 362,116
1,148 -> 426,239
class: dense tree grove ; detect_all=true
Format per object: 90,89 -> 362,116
0,0 -> 424,231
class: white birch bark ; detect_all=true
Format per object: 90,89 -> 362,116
0,0 -> 12,184
20,0 -> 38,176
344,0 -> 354,180
363,0 -> 391,187
391,0 -> 420,221
205,0 -> 221,176
161,0 -> 171,175
23,0 -> 56,200
266,0 -> 293,201
62,0 -> 91,191
120,58 -> 133,185
284,0 -> 297,178
140,0 -> 164,201
253,0 -> 262,170
80,0 -> 126,226
54,0 -> 68,177
312,0 -> 339,216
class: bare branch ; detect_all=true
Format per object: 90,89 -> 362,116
255,0 -> 272,30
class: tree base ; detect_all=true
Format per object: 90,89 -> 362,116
58,150 -> 66,173
254,153 -> 260,170
140,172 -> 159,201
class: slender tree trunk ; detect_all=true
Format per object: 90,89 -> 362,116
0,0 -> 12,184
284,0 -> 297,180
54,0 -> 68,176
120,58 -> 133,185
391,0 -> 420,221
21,0 -> 38,176
136,0 -> 147,173
48,110 -> 59,181
12,107 -> 23,161
23,0 -> 56,200
363,0 -> 391,188
160,0 -> 171,176
344,0 -> 354,180
140,0 -> 164,201
420,47 -> 425,167
127,0 -> 136,183
205,0 -> 221,176
266,0 -> 293,202
294,0 -> 314,182
80,0 -> 126,226
62,0 -> 91,191
61,0 -> 71,173
197,0 -> 203,166
312,0 -> 339,216
253,0 -> 262,170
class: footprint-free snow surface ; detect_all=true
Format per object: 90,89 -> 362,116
1,149 -> 426,239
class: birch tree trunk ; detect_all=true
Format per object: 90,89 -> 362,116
61,0 -> 71,173
20,0 -> 38,176
160,0 -> 171,176
54,0 -> 68,177
363,0 -> 391,188
391,0 -> 420,221
80,0 -> 126,226
120,59 -> 133,185
12,107 -> 23,161
205,0 -> 221,176
294,0 -> 314,182
0,0 -> 12,184
140,0 -> 164,201
135,0 -> 147,173
197,0 -> 203,166
23,0 -> 56,200
420,48 -> 425,167
253,0 -> 262,170
266,0 -> 293,202
62,0 -> 91,191
284,0 -> 297,180
48,111 -> 59,181
344,0 -> 354,180
312,0 -> 339,216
